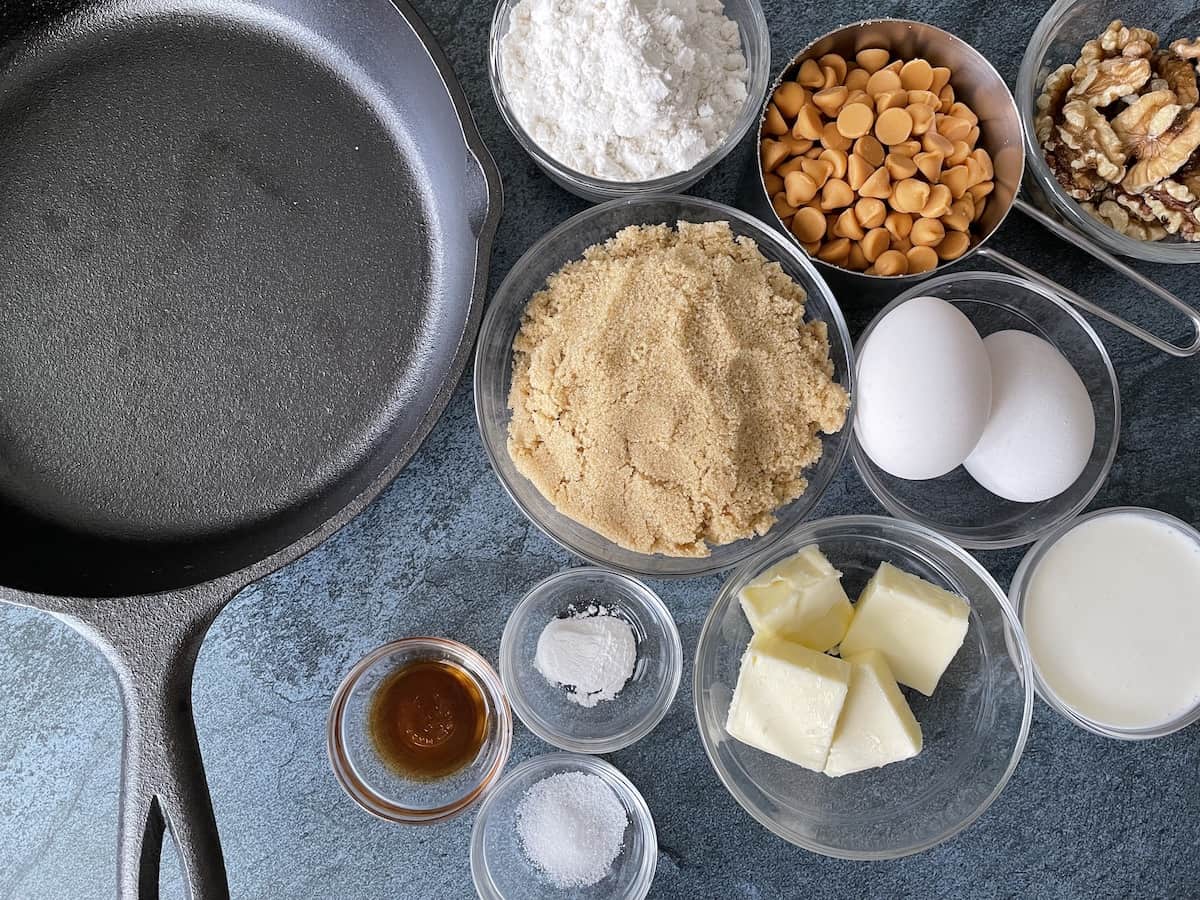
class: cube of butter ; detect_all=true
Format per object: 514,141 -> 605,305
824,649 -> 923,777
725,632 -> 851,772
738,545 -> 854,651
839,562 -> 970,696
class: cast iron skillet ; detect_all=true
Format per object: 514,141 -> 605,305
0,0 -> 501,896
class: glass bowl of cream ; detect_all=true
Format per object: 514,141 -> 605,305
1010,506 -> 1200,739
500,568 -> 682,754
693,514 -> 1033,859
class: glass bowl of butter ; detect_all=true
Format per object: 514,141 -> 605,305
693,514 -> 1033,859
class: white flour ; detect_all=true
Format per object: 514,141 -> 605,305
498,0 -> 749,181
534,605 -> 637,707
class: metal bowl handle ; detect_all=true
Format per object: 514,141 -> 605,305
986,198 -> 1200,358
59,593 -> 231,900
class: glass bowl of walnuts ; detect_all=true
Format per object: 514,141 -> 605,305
1017,0 -> 1200,262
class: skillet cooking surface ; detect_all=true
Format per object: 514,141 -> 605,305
0,1 -> 479,597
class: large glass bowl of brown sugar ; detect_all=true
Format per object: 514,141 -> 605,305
474,194 -> 855,578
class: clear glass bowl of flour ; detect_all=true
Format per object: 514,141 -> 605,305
487,0 -> 770,201
471,753 -> 657,900
500,568 -> 682,754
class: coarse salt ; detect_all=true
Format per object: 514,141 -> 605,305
516,771 -> 628,887
498,0 -> 750,181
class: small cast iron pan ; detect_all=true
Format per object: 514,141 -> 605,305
0,0 -> 501,896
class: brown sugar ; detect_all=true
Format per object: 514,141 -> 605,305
506,221 -> 849,558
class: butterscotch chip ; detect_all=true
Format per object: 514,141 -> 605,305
949,102 -> 978,125
965,124 -> 980,146
820,178 -> 855,210
801,239 -> 822,255
782,135 -> 815,156
971,148 -> 994,181
762,139 -> 789,172
937,230 -> 971,260
819,53 -> 848,84
847,154 -> 874,191
817,236 -> 852,263
846,242 -> 870,271
874,249 -> 908,275
821,65 -> 839,90
820,121 -> 853,151
854,135 -> 886,167
813,86 -> 850,117
891,178 -> 931,214
835,207 -> 866,240
804,146 -> 824,160
938,84 -> 955,112
793,104 -> 824,140
922,130 -> 954,157
942,199 -> 973,232
969,180 -> 995,201
964,154 -> 987,186
907,89 -> 940,109
819,148 -> 849,179
883,59 -> 904,74
855,48 -> 890,73
874,89 -> 910,114
855,197 -> 887,229
772,192 -> 799,219
937,114 -> 972,143
906,245 -> 939,273
837,103 -> 875,139
947,139 -> 972,166
914,150 -> 944,182
764,172 -> 784,195
764,104 -> 790,136
899,59 -> 934,91
861,227 -> 891,261
866,69 -> 902,96
910,217 -> 946,246
798,58 -> 825,87
941,164 -> 970,199
801,158 -> 834,188
791,206 -> 827,242
845,88 -> 872,108
785,171 -> 819,206
890,139 -> 922,157
885,210 -> 914,240
890,234 -> 913,254
844,68 -> 871,91
885,152 -> 918,180
859,166 -> 892,199
930,66 -> 952,93
921,183 -> 954,218
776,156 -> 807,178
507,221 -> 848,558
876,107 -> 914,145
773,82 -> 808,119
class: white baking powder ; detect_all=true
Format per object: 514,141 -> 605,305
516,771 -> 628,887
498,0 -> 749,181
534,605 -> 637,707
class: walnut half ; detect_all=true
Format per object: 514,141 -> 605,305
1123,107 -> 1200,192
1070,56 -> 1152,107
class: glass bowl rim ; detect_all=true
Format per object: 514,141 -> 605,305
326,637 -> 513,824
486,0 -> 771,195
472,192 -> 856,578
499,566 -> 683,754
1015,0 -> 1200,264
692,512 -> 1035,860
848,270 -> 1122,550
1009,505 -> 1200,740
469,751 -> 658,900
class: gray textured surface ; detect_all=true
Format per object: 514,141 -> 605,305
2,0 -> 1198,897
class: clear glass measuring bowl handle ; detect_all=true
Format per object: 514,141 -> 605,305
977,197 -> 1200,358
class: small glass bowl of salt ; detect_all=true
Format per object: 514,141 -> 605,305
500,567 -> 682,754
470,752 -> 657,900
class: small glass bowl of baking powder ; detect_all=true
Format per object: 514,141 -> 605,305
487,0 -> 770,201
500,568 -> 682,754
471,753 -> 657,900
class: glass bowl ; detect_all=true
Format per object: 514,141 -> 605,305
849,271 -> 1120,550
470,752 -> 657,900
500,567 -> 682,754
326,638 -> 512,824
474,194 -> 855,578
487,0 -> 770,201
1017,0 -> 1200,263
693,515 -> 1033,860
1009,506 -> 1200,740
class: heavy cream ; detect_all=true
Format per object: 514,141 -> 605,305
1023,510 -> 1200,731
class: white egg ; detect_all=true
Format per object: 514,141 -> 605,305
855,296 -> 992,480
964,330 -> 1095,503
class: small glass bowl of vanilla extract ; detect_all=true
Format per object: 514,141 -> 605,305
328,638 -> 513,824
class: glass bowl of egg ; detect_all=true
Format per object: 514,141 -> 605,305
848,271 -> 1120,550
693,514 -> 1033,859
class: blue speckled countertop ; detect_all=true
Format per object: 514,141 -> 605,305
2,0 -> 1199,897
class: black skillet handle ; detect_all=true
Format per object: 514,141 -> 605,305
58,591 -> 232,900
